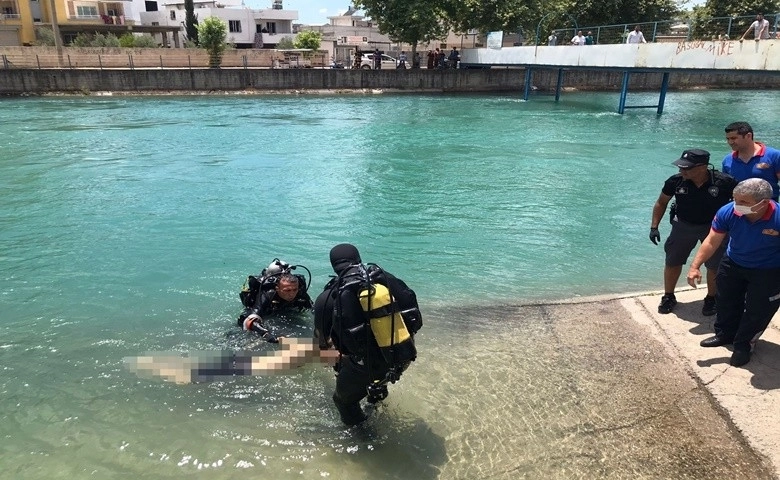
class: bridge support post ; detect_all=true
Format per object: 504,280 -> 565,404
523,68 -> 533,101
657,72 -> 670,115
555,68 -> 564,102
618,71 -> 630,114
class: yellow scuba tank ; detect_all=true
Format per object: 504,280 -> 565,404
359,283 -> 417,364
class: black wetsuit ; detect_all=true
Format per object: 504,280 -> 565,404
238,280 -> 312,342
314,260 -> 419,426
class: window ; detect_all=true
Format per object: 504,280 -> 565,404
76,5 -> 98,16
145,1 -> 158,12
229,20 -> 241,33
169,10 -> 175,20
265,22 -> 276,34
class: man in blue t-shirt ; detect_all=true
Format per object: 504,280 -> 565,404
686,178 -> 780,367
722,121 -> 780,200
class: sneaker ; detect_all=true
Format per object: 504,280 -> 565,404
658,294 -> 677,314
701,295 -> 717,316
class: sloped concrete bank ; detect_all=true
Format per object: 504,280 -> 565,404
2,68 -> 780,95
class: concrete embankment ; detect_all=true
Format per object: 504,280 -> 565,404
2,68 -> 780,95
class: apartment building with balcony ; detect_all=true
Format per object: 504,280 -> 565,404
0,0 -> 181,46
139,0 -> 296,48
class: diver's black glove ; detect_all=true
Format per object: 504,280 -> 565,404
649,228 -> 660,245
262,332 -> 279,343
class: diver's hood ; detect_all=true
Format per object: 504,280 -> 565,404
329,243 -> 361,274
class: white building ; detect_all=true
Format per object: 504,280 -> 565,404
139,0 -> 297,47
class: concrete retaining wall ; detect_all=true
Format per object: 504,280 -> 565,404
2,68 -> 780,95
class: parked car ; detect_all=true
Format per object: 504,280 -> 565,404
359,53 -> 398,70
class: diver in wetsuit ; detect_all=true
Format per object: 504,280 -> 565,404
238,260 -> 312,343
314,244 -> 422,426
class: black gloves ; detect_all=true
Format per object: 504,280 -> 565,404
262,332 -> 279,343
649,228 -> 661,245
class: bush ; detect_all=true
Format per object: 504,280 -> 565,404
34,26 -> 56,46
94,33 -> 120,47
70,32 -> 120,47
276,37 -> 294,49
70,32 -> 93,47
119,33 -> 136,48
133,35 -> 159,48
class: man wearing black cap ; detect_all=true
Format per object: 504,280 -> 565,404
649,149 -> 736,315
314,243 -> 422,426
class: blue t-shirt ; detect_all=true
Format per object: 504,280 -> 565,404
721,142 -> 780,199
712,200 -> 780,268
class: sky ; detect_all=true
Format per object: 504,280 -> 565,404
246,1 -> 363,25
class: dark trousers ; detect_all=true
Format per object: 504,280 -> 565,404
332,355 -> 389,425
715,256 -> 780,351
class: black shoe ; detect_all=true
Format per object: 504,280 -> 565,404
700,335 -> 732,348
730,350 -> 751,367
658,294 -> 677,314
701,295 -> 717,316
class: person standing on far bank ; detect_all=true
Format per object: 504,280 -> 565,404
650,149 -> 736,315
687,178 -> 780,367
722,121 -> 780,200
397,51 -> 407,69
627,25 -> 647,44
740,14 -> 770,41
585,31 -> 595,45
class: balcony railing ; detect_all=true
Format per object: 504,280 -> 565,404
0,13 -> 21,19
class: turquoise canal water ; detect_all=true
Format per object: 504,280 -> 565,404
2,91 -> 779,478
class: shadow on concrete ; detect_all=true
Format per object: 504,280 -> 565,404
694,339 -> 780,391
661,298 -> 716,335
749,340 -> 780,391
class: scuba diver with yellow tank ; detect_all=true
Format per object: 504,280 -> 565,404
238,259 -> 313,343
314,244 -> 423,426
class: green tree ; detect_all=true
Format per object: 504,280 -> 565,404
197,16 -> 227,68
355,0 -> 450,58
294,30 -> 322,50
569,0 -> 679,27
185,0 -> 199,45
705,0 -> 778,19
444,0 -> 538,35
694,0 -> 780,39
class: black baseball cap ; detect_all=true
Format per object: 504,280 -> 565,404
673,149 -> 710,168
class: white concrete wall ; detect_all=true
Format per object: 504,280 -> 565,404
461,40 -> 780,71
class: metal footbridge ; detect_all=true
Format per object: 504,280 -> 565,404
460,40 -> 780,113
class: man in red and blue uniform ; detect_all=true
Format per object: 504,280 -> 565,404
722,121 -> 780,200
687,178 -> 780,367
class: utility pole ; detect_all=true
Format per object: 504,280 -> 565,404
47,0 -> 63,66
